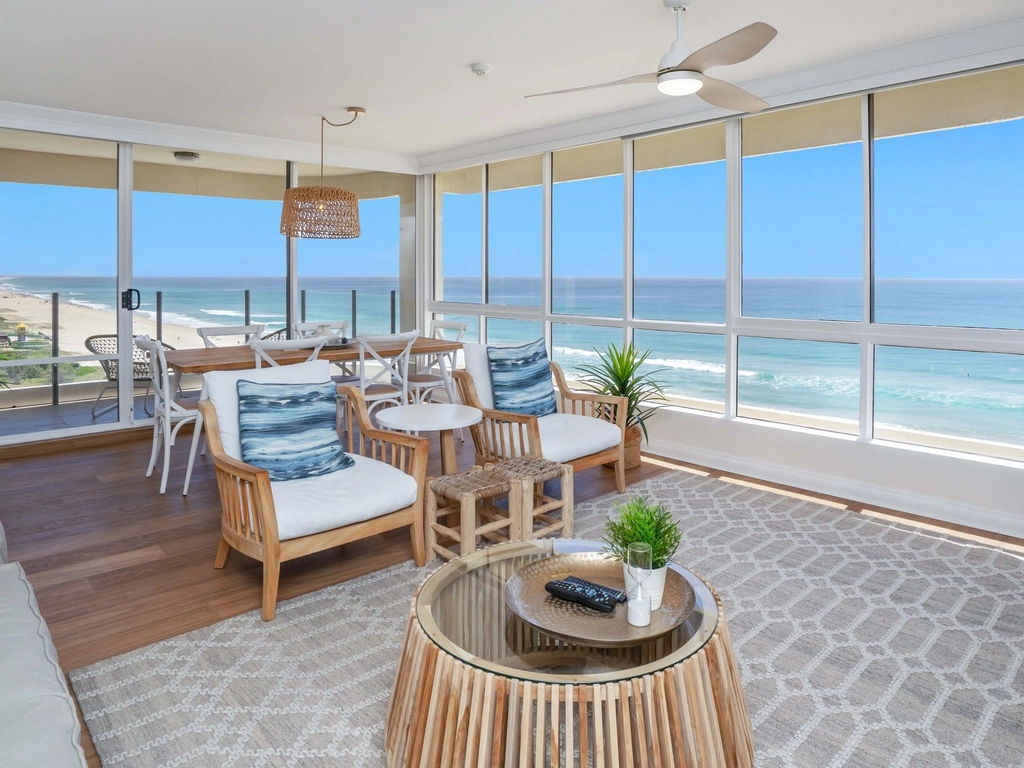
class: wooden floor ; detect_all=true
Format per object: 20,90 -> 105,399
3,431 -> 1021,766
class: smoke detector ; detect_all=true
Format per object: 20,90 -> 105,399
470,63 -> 491,77
173,151 -> 200,163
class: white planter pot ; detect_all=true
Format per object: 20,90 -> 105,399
622,564 -> 668,611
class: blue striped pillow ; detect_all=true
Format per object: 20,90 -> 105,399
487,339 -> 557,417
237,380 -> 354,482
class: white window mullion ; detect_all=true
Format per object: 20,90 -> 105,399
623,138 -> 635,350
724,119 -> 743,419
417,174 -> 432,333
543,151 -> 553,352
116,141 -> 134,426
860,342 -> 875,440
285,161 -> 299,338
481,164 -> 489,305
860,93 -> 876,440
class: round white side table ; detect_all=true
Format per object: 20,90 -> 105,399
375,403 -> 482,475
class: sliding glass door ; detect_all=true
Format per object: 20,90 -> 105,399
0,129 -> 121,439
132,146 -> 287,367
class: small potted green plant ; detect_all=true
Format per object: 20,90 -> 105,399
603,496 -> 682,610
577,343 -> 668,470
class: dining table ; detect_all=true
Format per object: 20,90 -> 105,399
163,336 -> 462,375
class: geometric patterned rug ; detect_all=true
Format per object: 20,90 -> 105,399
69,470 -> 1024,767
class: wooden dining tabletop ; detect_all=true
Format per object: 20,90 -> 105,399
164,337 -> 463,374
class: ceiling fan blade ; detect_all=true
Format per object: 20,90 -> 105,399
697,76 -> 770,113
525,73 -> 656,98
673,22 -> 778,73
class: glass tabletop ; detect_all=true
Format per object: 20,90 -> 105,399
416,539 -> 719,684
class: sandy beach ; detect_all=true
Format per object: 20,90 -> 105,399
0,290 -> 222,359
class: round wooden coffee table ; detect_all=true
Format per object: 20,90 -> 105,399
385,539 -> 753,767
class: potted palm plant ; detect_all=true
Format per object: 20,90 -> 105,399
603,496 -> 682,610
577,343 -> 668,470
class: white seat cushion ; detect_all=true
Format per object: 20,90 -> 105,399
0,562 -> 87,768
271,453 -> 418,540
204,360 -> 332,460
537,413 -> 622,464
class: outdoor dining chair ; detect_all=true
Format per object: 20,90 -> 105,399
85,334 -> 173,418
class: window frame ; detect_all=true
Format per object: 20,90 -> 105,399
426,72 -> 1024,462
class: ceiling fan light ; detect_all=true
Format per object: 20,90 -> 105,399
657,70 -> 703,96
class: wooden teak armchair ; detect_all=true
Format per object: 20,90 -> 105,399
454,359 -> 628,493
200,372 -> 428,621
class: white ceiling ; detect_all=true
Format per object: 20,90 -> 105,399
0,0 -> 1021,161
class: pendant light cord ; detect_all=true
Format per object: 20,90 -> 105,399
320,109 -> 363,188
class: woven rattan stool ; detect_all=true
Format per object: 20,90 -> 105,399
492,455 -> 574,541
425,465 -> 521,561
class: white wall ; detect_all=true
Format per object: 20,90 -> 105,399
646,406 -> 1024,539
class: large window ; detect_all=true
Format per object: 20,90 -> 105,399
634,123 -> 726,323
874,347 -> 1024,460
299,167 -> 410,335
738,338 -> 860,434
485,318 -> 543,345
488,156 -> 542,307
742,98 -> 863,321
432,314 -> 480,343
633,330 -> 726,413
434,166 -> 482,304
427,64 -> 1024,464
551,324 -> 621,379
552,142 -> 623,317
874,67 -> 1024,329
133,147 -> 286,348
0,130 -> 118,438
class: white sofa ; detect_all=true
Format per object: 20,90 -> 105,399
0,519 -> 88,767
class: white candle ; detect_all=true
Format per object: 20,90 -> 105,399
627,595 -> 651,627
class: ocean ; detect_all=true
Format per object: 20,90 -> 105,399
3,274 -> 1023,448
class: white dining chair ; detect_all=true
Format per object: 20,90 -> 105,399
249,337 -> 327,368
293,320 -> 358,378
347,330 -> 418,451
135,335 -> 203,495
197,324 -> 265,348
407,319 -> 467,405
293,320 -> 361,434
292,320 -> 348,340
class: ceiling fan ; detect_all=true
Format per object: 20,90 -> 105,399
525,1 -> 777,114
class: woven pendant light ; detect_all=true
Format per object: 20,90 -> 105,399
280,107 -> 365,239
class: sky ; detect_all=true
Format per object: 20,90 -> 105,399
0,187 -> 400,278
1,117 -> 1022,280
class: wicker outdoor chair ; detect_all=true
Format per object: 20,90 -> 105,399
261,328 -> 289,341
84,334 -> 176,418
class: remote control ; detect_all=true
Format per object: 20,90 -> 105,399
565,576 -> 627,603
545,579 -> 616,613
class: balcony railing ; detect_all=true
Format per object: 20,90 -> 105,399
0,287 -> 399,411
